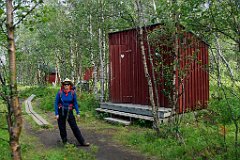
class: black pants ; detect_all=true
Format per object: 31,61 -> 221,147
57,108 -> 85,145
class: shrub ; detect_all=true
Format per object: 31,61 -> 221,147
78,92 -> 99,112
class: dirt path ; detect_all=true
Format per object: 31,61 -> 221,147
24,112 -> 154,160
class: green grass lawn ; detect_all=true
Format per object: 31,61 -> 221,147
80,110 -> 238,160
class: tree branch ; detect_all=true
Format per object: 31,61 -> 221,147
13,2 -> 41,27
13,2 -> 23,12
213,34 -> 235,81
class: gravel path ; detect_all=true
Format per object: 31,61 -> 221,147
24,112 -> 155,160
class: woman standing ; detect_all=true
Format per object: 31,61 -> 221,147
54,78 -> 90,146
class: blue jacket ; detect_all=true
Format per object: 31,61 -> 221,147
54,90 -> 80,116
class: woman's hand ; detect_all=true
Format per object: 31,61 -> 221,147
55,115 -> 59,120
76,114 -> 80,121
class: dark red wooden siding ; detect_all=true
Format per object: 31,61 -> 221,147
109,25 -> 209,112
83,68 -> 93,81
177,32 -> 209,112
48,74 -> 56,83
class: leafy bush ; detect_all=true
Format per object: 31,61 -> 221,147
20,87 -> 99,114
19,86 -> 59,98
78,92 -> 99,112
19,86 -> 59,112
116,112 -> 237,160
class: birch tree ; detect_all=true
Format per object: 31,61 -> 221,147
135,0 -> 160,134
5,1 -> 22,158
1,1 -> 42,159
98,0 -> 105,102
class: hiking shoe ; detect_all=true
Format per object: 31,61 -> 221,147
76,142 -> 90,147
82,142 -> 90,146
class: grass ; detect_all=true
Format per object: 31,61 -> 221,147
20,129 -> 97,160
0,87 -> 98,160
0,100 -> 97,160
9,86 -> 239,159
115,112 -> 238,160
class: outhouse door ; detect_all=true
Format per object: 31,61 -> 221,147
119,45 -> 133,103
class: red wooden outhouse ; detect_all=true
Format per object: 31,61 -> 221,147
47,73 -> 56,83
83,68 -> 94,81
108,24 -> 209,113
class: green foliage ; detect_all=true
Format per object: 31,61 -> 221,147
19,86 -> 59,98
0,102 -> 10,160
209,83 -> 240,125
210,98 -> 236,125
95,112 -> 109,120
132,119 -> 153,128
19,86 -> 59,112
78,92 -> 99,112
116,113 -> 237,160
20,86 -> 99,113
0,129 -> 11,160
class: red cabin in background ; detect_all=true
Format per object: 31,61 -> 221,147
108,24 -> 209,113
83,68 -> 93,81
47,72 -> 56,84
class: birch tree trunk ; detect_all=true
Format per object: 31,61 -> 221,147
54,64 -> 58,86
89,14 -> 98,96
172,25 -> 179,113
99,28 -> 104,102
99,2 -> 105,102
149,0 -> 160,108
136,0 -> 160,134
37,63 -> 41,84
145,27 -> 160,109
152,0 -> 159,23
6,0 -> 23,159
216,45 -> 221,87
171,0 -> 179,116
70,37 -> 75,83
103,30 -> 107,100
75,45 -> 82,87
214,33 -> 234,82
55,50 -> 62,82
169,0 -> 185,144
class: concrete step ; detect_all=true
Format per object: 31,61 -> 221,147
96,108 -> 153,121
100,102 -> 172,118
104,117 -> 131,126
96,108 -> 169,123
